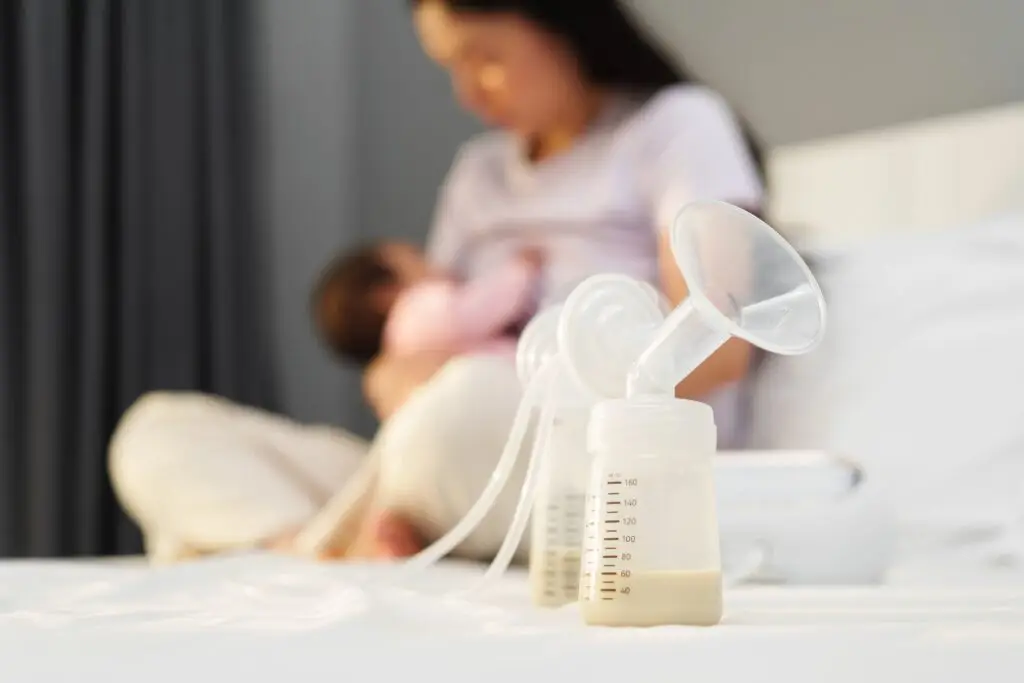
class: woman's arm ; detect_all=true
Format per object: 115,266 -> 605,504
639,87 -> 763,399
363,351 -> 453,421
658,229 -> 753,399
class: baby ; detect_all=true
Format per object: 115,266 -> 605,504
312,241 -> 541,365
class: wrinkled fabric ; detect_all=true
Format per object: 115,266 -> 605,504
1,556 -> 1024,681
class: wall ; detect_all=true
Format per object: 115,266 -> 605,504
352,2 -> 481,244
256,0 -> 370,431
625,0 -> 1024,145
255,0 -> 480,433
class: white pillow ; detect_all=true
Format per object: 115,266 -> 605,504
748,212 -> 1024,582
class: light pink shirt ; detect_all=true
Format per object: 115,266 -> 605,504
382,257 -> 536,357
425,85 -> 763,306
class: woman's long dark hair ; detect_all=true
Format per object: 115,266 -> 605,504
409,0 -> 765,180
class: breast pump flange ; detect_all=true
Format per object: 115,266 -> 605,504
559,201 -> 826,401
557,200 -> 827,627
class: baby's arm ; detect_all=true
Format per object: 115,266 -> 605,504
452,252 -> 540,343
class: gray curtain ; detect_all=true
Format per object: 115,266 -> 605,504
0,0 -> 276,557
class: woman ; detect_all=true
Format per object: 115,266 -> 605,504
109,0 -> 764,563
367,0 -> 762,418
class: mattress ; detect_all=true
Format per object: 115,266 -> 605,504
2,554 -> 1023,681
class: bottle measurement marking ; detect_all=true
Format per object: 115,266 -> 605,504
536,489 -> 588,604
597,475 -> 634,600
585,476 -> 633,602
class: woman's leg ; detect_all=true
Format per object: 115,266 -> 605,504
357,353 -> 529,561
109,392 -> 368,563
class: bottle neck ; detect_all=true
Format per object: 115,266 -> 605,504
588,396 -> 717,459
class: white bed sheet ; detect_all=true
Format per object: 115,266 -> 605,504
1,554 -> 1023,682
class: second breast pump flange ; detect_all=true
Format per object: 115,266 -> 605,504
557,200 -> 827,627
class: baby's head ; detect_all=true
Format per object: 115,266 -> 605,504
312,241 -> 431,365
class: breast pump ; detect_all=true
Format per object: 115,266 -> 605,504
296,201 -> 825,628
557,200 -> 827,627
404,202 -> 824,623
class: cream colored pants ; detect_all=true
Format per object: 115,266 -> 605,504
109,355 -> 526,564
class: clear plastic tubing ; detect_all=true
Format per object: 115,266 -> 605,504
401,299 -> 584,576
468,286 -> 665,604
470,364 -> 559,595
465,356 -> 593,605
402,358 -> 556,574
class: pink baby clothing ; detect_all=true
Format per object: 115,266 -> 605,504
382,258 -> 536,357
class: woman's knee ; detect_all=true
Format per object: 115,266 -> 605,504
429,354 -> 521,414
110,392 -> 217,460
397,355 -> 521,458
375,354 -> 525,556
110,391 -> 329,550
108,392 -> 226,507
118,391 -> 237,430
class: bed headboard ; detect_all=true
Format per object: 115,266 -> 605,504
768,104 -> 1024,247
625,0 -> 1024,246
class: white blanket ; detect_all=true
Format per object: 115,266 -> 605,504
1,555 -> 1023,681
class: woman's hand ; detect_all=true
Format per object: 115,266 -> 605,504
363,351 -> 454,421
657,227 -> 752,398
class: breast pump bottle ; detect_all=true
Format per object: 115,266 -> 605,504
513,306 -> 593,606
557,201 -> 828,627
518,289 -> 668,607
